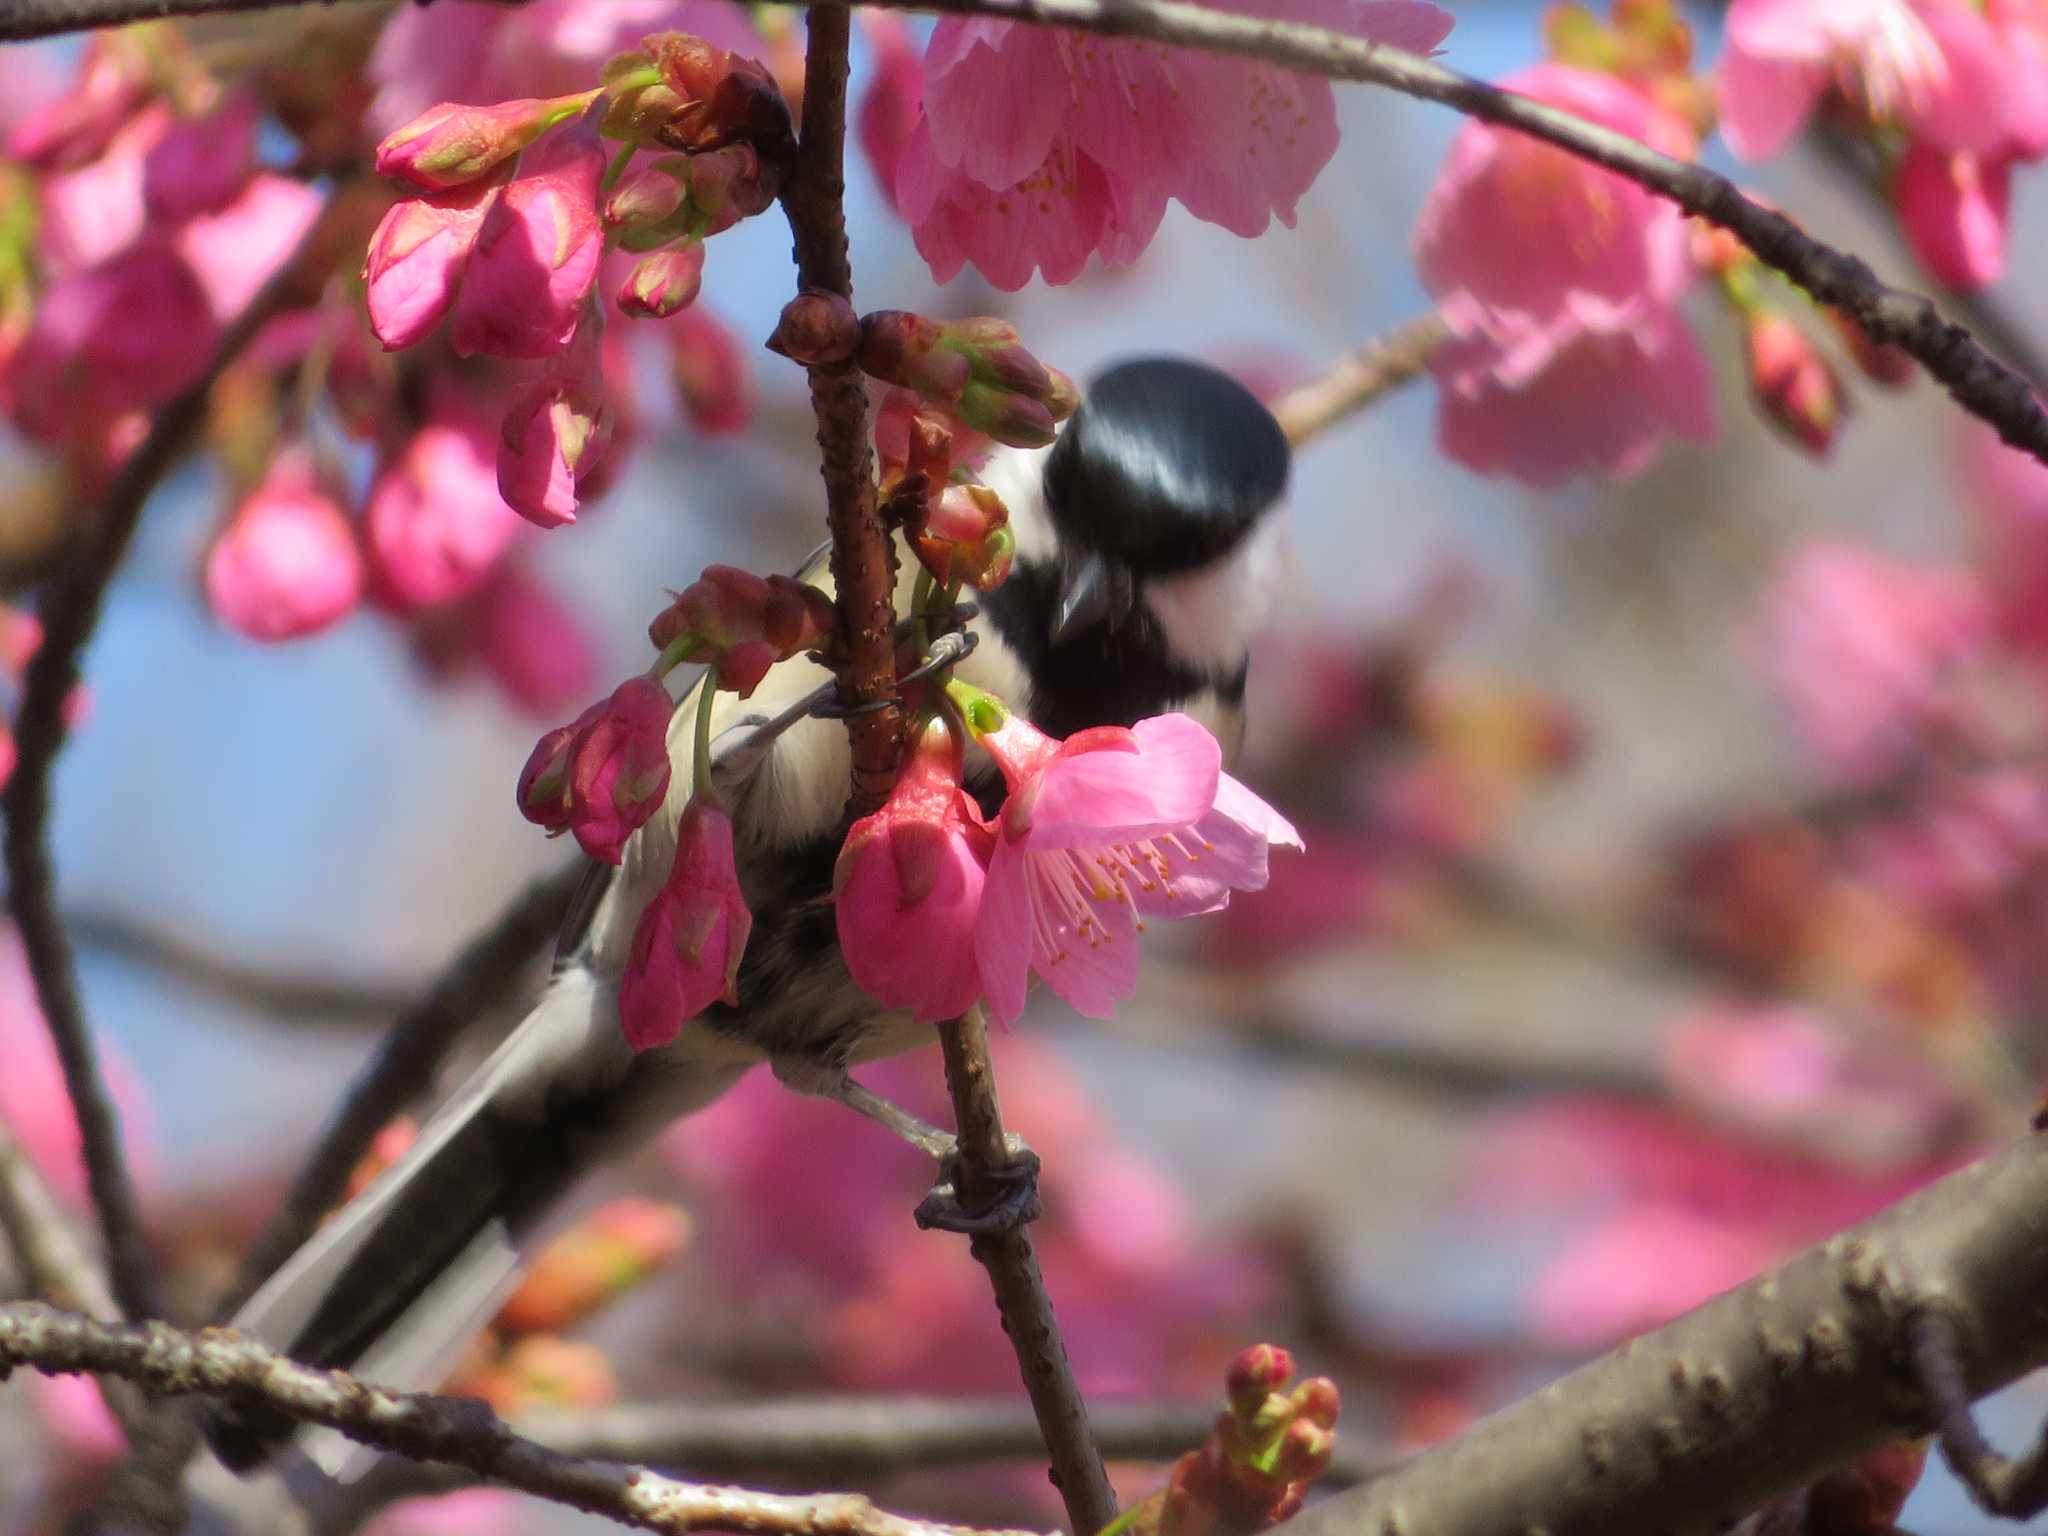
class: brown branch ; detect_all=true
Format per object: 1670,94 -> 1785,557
218,862 -> 583,1318
934,1007 -> 1118,1535
780,4 -> 903,817
1265,1129 -> 2048,1536
837,0 -> 2048,471
1270,313 -> 1449,451
0,0 -> 371,40
1,200 -> 344,1327
0,1302 -> 1051,1536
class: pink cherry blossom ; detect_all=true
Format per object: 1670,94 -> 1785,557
620,796 -> 753,1050
1961,419 -> 2048,659
497,328 -> 616,528
172,174 -> 324,323
1753,538 -> 1991,783
33,1372 -> 128,1468
835,717 -> 994,1023
1430,307 -> 1716,489
205,450 -> 363,642
968,705 -> 1301,1025
362,174 -> 504,351
143,93 -> 258,221
465,562 -> 599,717
360,1490 -> 522,1536
450,124 -> 605,360
1894,139 -> 2013,289
376,95 -> 592,192
35,100 -> 167,273
898,0 -> 1451,288
517,675 -> 673,864
856,11 -> 922,213
665,306 -> 753,435
365,407 -> 525,611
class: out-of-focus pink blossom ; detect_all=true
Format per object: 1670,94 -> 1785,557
466,562 -> 599,717
1961,419 -> 2048,659
1894,139 -> 2013,288
172,174 -> 323,322
205,450 -> 363,642
966,700 -> 1301,1025
0,44 -> 69,143
898,0 -> 1452,288
362,174 -> 503,351
35,101 -> 167,273
1753,538 -> 1991,782
835,717 -> 993,1023
620,797 -> 752,1049
517,675 -> 673,864
665,306 -> 753,435
32,1372 -> 127,1467
360,1489 -> 523,1536
1431,309 -> 1716,488
450,124 -> 605,360
365,409 -> 524,611
143,93 -> 258,221
497,330 -> 616,527
7,33 -> 148,170
1746,310 -> 1842,456
856,11 -> 923,213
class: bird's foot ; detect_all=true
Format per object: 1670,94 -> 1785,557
914,1137 -> 1042,1238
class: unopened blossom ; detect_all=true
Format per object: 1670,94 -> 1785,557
898,0 -> 1452,288
497,329 -> 616,528
517,675 -> 672,863
835,717 -> 994,1022
915,483 -> 1014,590
617,242 -> 706,319
463,562 -> 600,717
620,796 -> 752,1050
365,407 -> 524,610
666,306 -> 752,435
376,92 -> 596,190
362,172 -> 504,350
35,101 -> 168,272
648,566 -> 837,695
963,695 -> 1301,1025
204,451 -> 362,642
1745,310 -> 1842,456
143,93 -> 258,220
450,122 -> 605,359
1754,538 -> 1991,783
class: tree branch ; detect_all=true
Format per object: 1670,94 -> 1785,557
780,4 -> 904,817
1270,313 -> 1448,451
1265,1128 -> 2048,1536
217,862 -> 583,1318
836,0 -> 2048,471
1,200 -> 342,1327
933,1007 -> 1118,1536
0,0 -> 371,40
0,1302 -> 1051,1536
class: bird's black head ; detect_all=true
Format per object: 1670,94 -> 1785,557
1043,356 -> 1290,578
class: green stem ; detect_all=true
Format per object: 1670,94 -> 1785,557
601,139 -> 638,195
649,633 -> 706,680
692,676 -> 721,811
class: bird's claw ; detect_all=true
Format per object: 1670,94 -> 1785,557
810,630 -> 978,718
914,1140 -> 1042,1238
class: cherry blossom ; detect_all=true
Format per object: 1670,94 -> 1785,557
204,451 -> 363,642
620,796 -> 753,1049
518,676 -> 673,863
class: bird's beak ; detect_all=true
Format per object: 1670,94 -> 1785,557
1051,553 -> 1130,644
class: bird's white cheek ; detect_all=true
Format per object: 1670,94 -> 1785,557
1142,512 -> 1289,679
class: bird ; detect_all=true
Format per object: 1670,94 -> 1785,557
205,355 -> 1294,1475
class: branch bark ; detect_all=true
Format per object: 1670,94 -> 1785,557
1270,313 -> 1448,451
934,1008 -> 1119,1536
780,4 -> 904,817
1,198 -> 343,1327
218,862 -> 583,1318
0,1302 -> 1051,1536
0,0 -> 370,39
1266,1128 -> 2048,1536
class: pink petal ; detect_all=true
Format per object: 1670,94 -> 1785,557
1024,713 -> 1221,847
837,827 -> 986,1024
974,840 -> 1036,1026
1895,141 -> 2010,289
1716,47 -> 1825,161
919,20 -> 1071,191
1029,857 -> 1141,1019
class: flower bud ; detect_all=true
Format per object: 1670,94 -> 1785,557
495,1198 -> 690,1335
1826,307 -> 1915,389
498,329 -> 616,528
617,243 -> 705,319
1225,1343 -> 1293,1417
667,307 -> 752,436
375,93 -> 598,191
603,156 -> 696,250
1747,310 -> 1842,457
957,381 -> 1057,449
857,309 -> 970,402
767,289 -> 860,367
646,33 -> 795,159
204,449 -> 362,642
1289,1375 -> 1341,1431
450,124 -> 606,361
620,796 -> 753,1050
915,483 -> 1014,590
1270,1419 -> 1334,1484
143,93 -> 257,221
649,566 -> 837,695
460,1336 -> 616,1417
516,676 -> 672,864
360,172 -> 504,351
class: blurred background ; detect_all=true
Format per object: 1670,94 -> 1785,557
4,1 -> 2047,1531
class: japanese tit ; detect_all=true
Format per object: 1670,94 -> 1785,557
207,356 -> 1293,1475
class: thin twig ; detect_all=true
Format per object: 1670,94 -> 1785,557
0,1302 -> 1051,1536
935,1006 -> 1118,1536
218,862 -> 583,1318
780,3 -> 904,816
1270,313 -> 1449,450
0,0 -> 371,39
834,0 -> 2048,471
1908,1308 -> 2048,1518
1,199 -> 341,1326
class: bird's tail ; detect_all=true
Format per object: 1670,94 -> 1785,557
204,968 -> 748,1477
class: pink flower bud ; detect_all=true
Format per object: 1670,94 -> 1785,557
466,562 -> 599,718
1289,1375 -> 1341,1431
364,409 -> 523,609
858,309 -> 968,401
667,306 -> 752,436
1746,311 -> 1842,458
498,360 -> 616,529
1225,1343 -> 1293,1416
646,32 -> 794,158
205,450 -> 363,642
648,566 -> 837,696
915,483 -> 1013,590
376,93 -> 596,191
617,243 -> 705,319
1270,1419 -> 1334,1484
516,675 -> 672,864
451,124 -> 606,360
603,157 -> 695,248
361,174 -> 503,351
834,717 -> 993,1023
620,796 -> 753,1050
956,381 -> 1057,449
143,93 -> 257,220
767,288 -> 860,367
